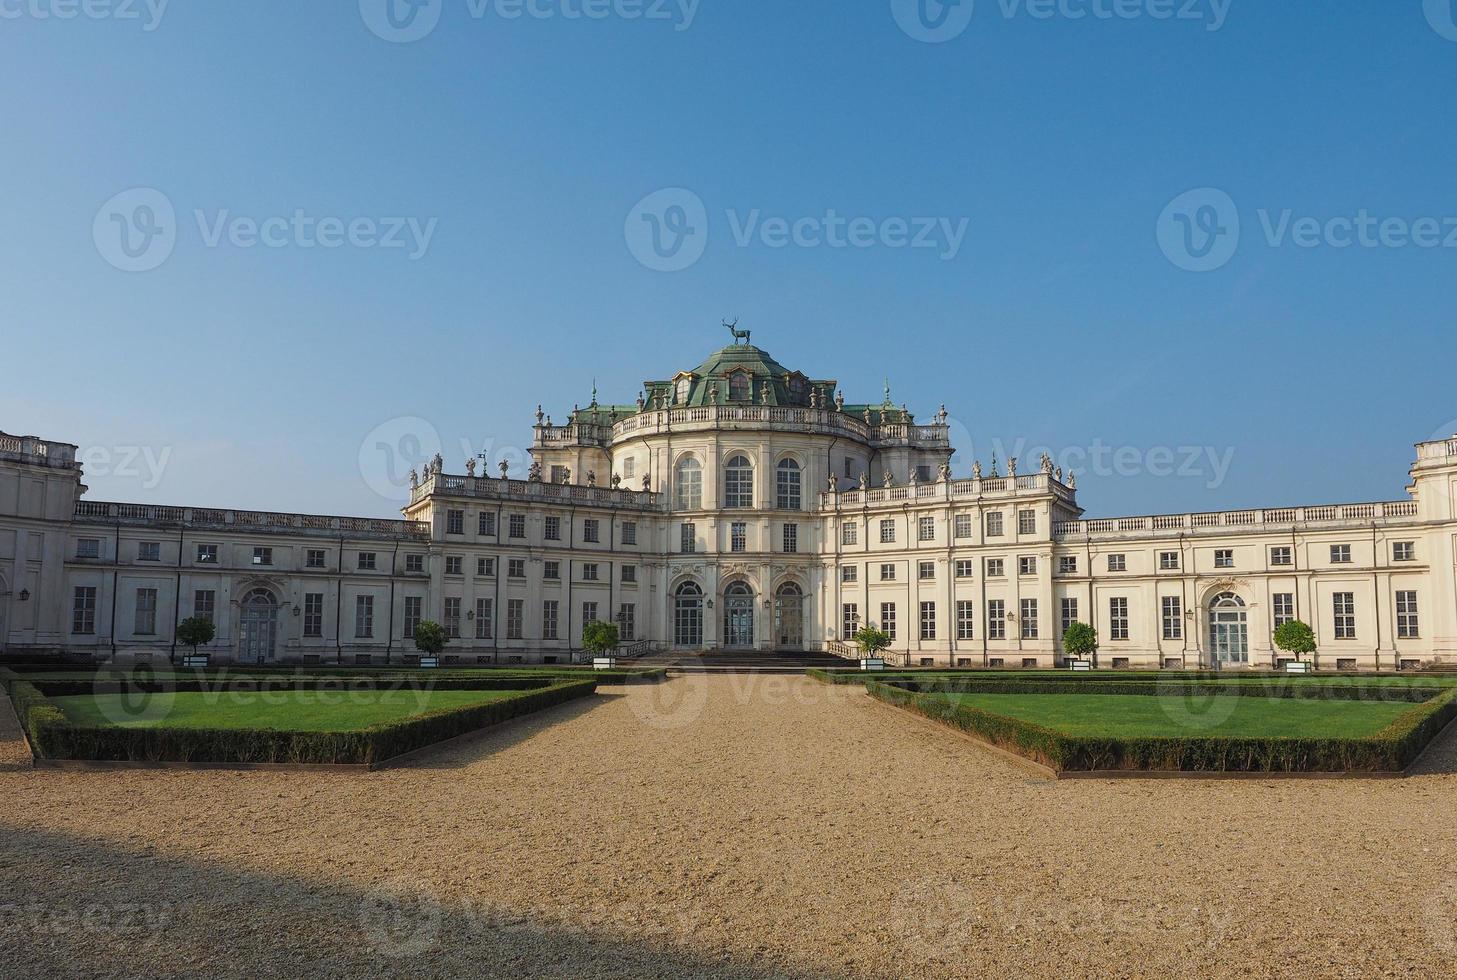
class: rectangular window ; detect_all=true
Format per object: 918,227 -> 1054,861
916,464 -> 934,483
475,598 -> 493,639
842,521 -> 858,546
134,588 -> 157,635
583,519 -> 600,543
355,595 -> 374,638
1214,549 -> 1234,569
920,601 -> 937,641
1397,591 -> 1419,639
843,603 -> 860,639
445,556 -> 463,576
447,509 -> 464,535
731,521 -> 747,553
1059,556 -> 1077,574
782,523 -> 798,553
880,519 -> 896,544
1393,541 -> 1415,562
478,511 -> 497,536
507,599 -> 524,639
1159,551 -> 1180,570
776,464 -> 801,510
623,457 -> 636,479
72,586 -> 97,634
1272,593 -> 1295,628
955,560 -> 974,579
1018,510 -> 1036,535
195,543 -> 217,564
681,523 -> 696,554
621,564 -> 637,584
405,554 -> 424,573
985,512 -> 1004,537
582,563 -> 600,581
987,600 -> 1006,640
618,604 -> 636,641
551,465 -> 569,485
1270,546 -> 1292,566
1333,592 -> 1356,639
956,600 -> 974,640
1060,597 -> 1078,636
508,559 -> 525,579
543,560 -> 560,581
358,551 -> 377,571
582,601 -> 599,625
880,563 -> 896,581
253,547 -> 273,566
622,522 -> 637,546
1020,598 -> 1038,639
542,600 -> 559,640
986,558 -> 1004,578
404,596 -> 422,638
138,541 -> 160,562
880,602 -> 897,643
544,516 -> 561,541
306,549 -> 325,569
954,514 -> 973,539
1330,544 -> 1352,564
1161,596 -> 1183,640
841,565 -> 858,583
477,557 -> 495,577
77,538 -> 101,559
1109,597 -> 1130,641
918,560 -> 935,581
1018,556 -> 1037,576
193,589 -> 216,624
1106,554 -> 1126,572
304,593 -> 324,638
509,514 -> 526,539
918,516 -> 935,542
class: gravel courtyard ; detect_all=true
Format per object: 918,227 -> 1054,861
3,674 -> 1456,979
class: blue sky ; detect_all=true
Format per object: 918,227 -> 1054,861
2,1 -> 1455,519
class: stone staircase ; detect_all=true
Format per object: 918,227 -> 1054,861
627,649 -> 858,673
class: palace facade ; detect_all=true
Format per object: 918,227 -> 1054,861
2,339 -> 1455,670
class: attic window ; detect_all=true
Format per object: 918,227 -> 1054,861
728,372 -> 751,402
674,376 -> 692,404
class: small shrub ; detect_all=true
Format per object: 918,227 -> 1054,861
413,621 -> 447,657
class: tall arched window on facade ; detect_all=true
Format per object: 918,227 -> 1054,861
675,456 -> 702,510
724,455 -> 754,509
776,458 -> 802,510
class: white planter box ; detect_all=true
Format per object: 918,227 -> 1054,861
594,657 -> 619,670
1284,661 -> 1313,674
1069,661 -> 1093,672
419,657 -> 440,669
860,658 -> 886,672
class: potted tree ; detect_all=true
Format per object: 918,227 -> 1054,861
852,623 -> 892,672
582,621 -> 621,670
1062,622 -> 1098,671
1273,619 -> 1317,673
413,620 -> 447,668
176,616 -> 216,669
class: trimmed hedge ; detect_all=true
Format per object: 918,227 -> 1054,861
866,681 -> 1457,774
871,678 -> 1439,704
9,665 -> 668,685
30,676 -> 567,699
13,678 -> 597,766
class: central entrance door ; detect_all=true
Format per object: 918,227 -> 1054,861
774,583 -> 804,649
239,588 -> 278,664
1208,592 -> 1248,668
723,582 -> 755,649
674,582 -> 704,648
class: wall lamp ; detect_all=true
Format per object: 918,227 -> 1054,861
18,589 -> 30,602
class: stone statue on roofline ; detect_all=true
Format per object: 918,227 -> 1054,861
535,405 -> 545,425
909,468 -> 919,487
561,467 -> 572,485
827,472 -> 837,493
1008,457 -> 1018,478
611,473 -> 621,488
761,380 -> 772,404
883,470 -> 895,488
940,462 -> 952,483
431,452 -> 444,476
858,471 -> 869,491
642,474 -> 651,492
465,458 -> 476,477
972,460 -> 982,480
1068,471 -> 1077,490
835,389 -> 845,412
499,460 -> 509,480
529,461 -> 542,482
587,470 -> 597,487
1041,453 -> 1054,475
408,468 -> 419,491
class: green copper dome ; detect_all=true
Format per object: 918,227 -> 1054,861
640,343 -> 839,409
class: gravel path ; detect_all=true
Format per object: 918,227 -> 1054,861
2,674 -> 1456,979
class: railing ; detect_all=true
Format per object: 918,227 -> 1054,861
74,500 -> 431,539
607,406 -> 950,448
1054,500 -> 1420,539
615,640 -> 652,660
1416,437 -> 1457,460
418,474 -> 662,511
826,641 -> 859,660
830,472 -> 1076,508
0,431 -> 78,468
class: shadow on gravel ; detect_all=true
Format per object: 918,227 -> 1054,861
1405,716 -> 1457,777
384,692 -> 620,771
0,825 -> 846,980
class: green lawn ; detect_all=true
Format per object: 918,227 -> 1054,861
49,688 -> 517,731
937,692 -> 1414,738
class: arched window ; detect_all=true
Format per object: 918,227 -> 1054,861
776,458 -> 802,510
724,455 -> 754,509
728,372 -> 751,402
675,456 -> 702,510
723,581 -> 755,648
774,582 -> 804,649
674,582 -> 704,648
1209,592 -> 1249,667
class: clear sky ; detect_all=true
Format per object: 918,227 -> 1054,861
3,1 -> 1455,519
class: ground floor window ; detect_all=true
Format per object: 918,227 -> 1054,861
1396,591 -> 1419,639
956,600 -> 974,640
987,600 -> 1005,640
542,600 -> 559,641
444,597 -> 461,639
1060,598 -> 1077,637
507,599 -> 524,640
1108,597 -> 1129,641
880,602 -> 897,643
1020,599 -> 1038,639
476,598 -> 493,639
72,586 -> 96,635
1333,592 -> 1356,640
1161,596 -> 1182,640
842,603 -> 859,640
617,604 -> 635,641
920,601 -> 936,641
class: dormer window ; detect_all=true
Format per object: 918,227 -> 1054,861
728,371 -> 751,402
674,374 -> 693,405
